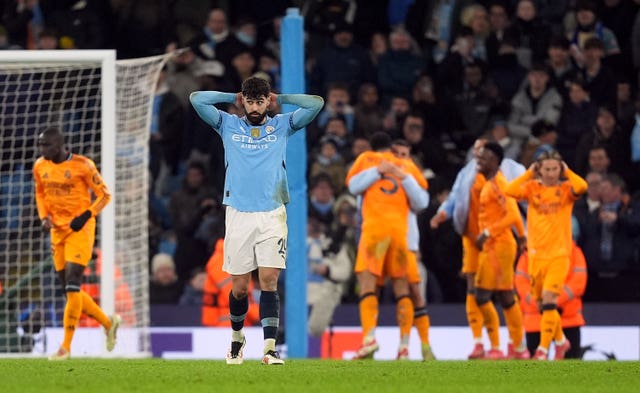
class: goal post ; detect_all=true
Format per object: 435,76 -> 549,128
0,50 -> 168,356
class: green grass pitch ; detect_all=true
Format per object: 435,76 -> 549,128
2,359 -> 638,393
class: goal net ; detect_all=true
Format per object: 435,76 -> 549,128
0,51 -> 168,356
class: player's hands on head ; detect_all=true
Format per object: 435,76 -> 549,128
529,162 -> 539,176
41,217 -> 53,232
70,210 -> 92,232
268,92 -> 278,111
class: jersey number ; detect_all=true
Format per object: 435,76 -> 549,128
277,237 -> 287,259
379,174 -> 399,195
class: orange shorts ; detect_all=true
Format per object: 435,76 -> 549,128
355,230 -> 409,279
50,218 -> 96,271
529,255 -> 570,299
376,250 -> 420,286
461,235 -> 480,274
475,240 -> 517,291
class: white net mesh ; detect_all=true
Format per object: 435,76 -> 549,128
0,53 -> 168,354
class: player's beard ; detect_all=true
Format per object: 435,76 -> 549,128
247,111 -> 267,125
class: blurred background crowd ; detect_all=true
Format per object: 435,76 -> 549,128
2,0 -> 640,314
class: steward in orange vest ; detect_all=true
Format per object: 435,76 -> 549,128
202,239 -> 259,326
515,241 -> 587,358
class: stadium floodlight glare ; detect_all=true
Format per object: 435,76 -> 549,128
0,50 -> 168,356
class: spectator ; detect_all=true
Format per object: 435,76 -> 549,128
401,113 -> 448,175
436,27 -> 483,97
579,174 -> 640,302
381,95 -> 411,138
150,67 -> 184,197
485,1 -> 512,67
508,63 -> 563,148
189,8 -> 247,69
577,37 -> 617,108
309,136 -> 348,193
368,31 -> 388,66
111,0 -> 172,58
556,78 -> 598,165
488,30 -> 527,102
451,62 -> 498,150
149,253 -> 184,304
546,35 -> 576,100
37,27 -> 58,50
308,173 -> 336,230
168,160 -> 218,282
2,0 -> 44,49
569,0 -> 620,60
377,28 -> 426,104
179,267 -> 207,306
575,106 -> 630,178
510,0 -> 552,68
573,171 -> 604,232
460,4 -> 490,62
488,119 -> 520,161
354,83 -> 385,140
46,0 -> 107,50
309,21 -> 375,98
307,194 -> 357,337
412,73 -> 450,139
519,120 -> 559,168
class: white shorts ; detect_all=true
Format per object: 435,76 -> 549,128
223,205 -> 288,275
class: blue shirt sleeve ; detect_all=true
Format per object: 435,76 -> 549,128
277,94 -> 324,133
189,91 -> 236,133
347,167 -> 380,195
402,175 -> 430,212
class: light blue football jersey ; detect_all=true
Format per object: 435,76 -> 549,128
190,91 -> 324,212
217,112 -> 293,212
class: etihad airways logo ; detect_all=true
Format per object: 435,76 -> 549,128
232,134 -> 277,150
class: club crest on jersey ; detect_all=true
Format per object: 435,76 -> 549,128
265,126 -> 275,134
64,170 -> 71,179
251,128 -> 260,138
43,172 -> 49,179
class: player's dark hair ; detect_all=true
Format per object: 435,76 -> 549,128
392,139 -> 410,148
483,141 -> 504,164
370,132 -> 392,151
241,76 -> 271,99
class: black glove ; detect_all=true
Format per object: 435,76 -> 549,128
70,210 -> 92,231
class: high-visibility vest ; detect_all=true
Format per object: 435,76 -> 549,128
78,248 -> 136,327
514,242 -> 587,332
202,239 -> 260,326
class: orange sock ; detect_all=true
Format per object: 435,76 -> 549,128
478,301 -> 500,348
81,291 -> 111,330
396,297 -> 414,340
62,291 -> 83,352
359,294 -> 378,339
503,302 -> 524,348
466,294 -> 484,340
539,309 -> 560,350
413,308 -> 431,345
553,318 -> 565,343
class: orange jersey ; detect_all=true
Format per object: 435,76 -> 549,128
346,151 -> 427,235
505,170 -> 584,260
478,171 -> 523,245
465,173 -> 485,239
33,154 -> 111,228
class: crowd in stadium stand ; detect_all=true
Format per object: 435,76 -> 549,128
2,0 -> 640,307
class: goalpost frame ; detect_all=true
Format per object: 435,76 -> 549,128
0,50 -> 117,317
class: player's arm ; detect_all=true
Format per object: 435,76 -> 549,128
70,160 -> 112,232
33,163 -> 51,231
504,166 -> 536,200
189,91 -> 236,132
402,175 -> 429,212
562,163 -> 588,198
485,194 -> 523,237
347,167 -> 380,195
557,244 -> 587,307
278,94 -> 324,132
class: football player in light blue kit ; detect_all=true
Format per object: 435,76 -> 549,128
190,77 -> 324,365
